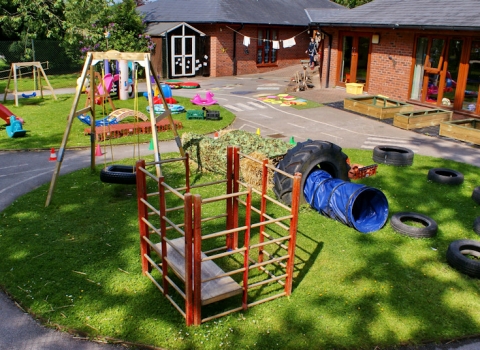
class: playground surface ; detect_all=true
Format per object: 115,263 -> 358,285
1,66 -> 480,349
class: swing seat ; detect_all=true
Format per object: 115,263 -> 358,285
100,165 -> 136,185
21,92 -> 37,98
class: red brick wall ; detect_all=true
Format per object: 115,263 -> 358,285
319,28 -> 416,100
368,30 -> 415,100
195,24 -> 311,77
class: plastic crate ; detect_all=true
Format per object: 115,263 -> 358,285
186,110 -> 204,120
205,110 -> 221,120
346,83 -> 364,95
348,164 -> 378,180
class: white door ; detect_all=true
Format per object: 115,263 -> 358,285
171,35 -> 195,77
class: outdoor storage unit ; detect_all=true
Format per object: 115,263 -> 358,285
439,119 -> 480,145
344,95 -> 414,120
345,83 -> 364,95
394,109 -> 452,130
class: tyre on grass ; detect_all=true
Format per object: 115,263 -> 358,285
372,145 -> 414,166
472,186 -> 480,204
446,239 -> 480,278
100,165 -> 136,185
427,168 -> 464,185
273,140 -> 350,205
390,212 -> 438,238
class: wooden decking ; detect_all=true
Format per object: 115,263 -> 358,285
152,238 -> 242,306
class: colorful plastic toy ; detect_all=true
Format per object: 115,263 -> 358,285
190,91 -> 217,106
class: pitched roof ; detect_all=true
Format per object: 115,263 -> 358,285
138,0 -> 345,27
307,0 -> 480,30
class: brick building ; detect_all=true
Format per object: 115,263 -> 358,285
307,0 -> 480,117
137,0 -> 344,78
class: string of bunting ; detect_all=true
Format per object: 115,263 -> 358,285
224,25 -> 310,48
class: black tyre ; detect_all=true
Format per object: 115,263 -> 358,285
390,212 -> 438,238
473,217 -> 480,236
427,168 -> 464,185
446,239 -> 480,278
372,145 -> 414,166
100,165 -> 136,185
472,186 -> 480,204
273,140 -> 350,205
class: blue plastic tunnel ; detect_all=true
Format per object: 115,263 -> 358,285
304,170 -> 389,233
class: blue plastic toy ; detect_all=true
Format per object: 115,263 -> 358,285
6,115 -> 27,138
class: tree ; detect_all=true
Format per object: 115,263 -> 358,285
332,0 -> 372,8
62,0 -> 154,63
0,0 -> 65,40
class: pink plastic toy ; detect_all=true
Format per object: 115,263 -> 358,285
190,91 -> 217,106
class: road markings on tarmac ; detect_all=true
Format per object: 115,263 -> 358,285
287,122 -> 305,129
224,101 -> 268,112
361,136 -> 420,152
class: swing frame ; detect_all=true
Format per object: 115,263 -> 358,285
45,50 -> 185,207
3,61 -> 57,107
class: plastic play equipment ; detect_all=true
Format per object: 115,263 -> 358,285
304,170 -> 389,233
6,115 -> 27,138
0,103 -> 24,126
147,104 -> 185,114
85,72 -> 118,110
190,91 -> 217,106
2,62 -> 57,106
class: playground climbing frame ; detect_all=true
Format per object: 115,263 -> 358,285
136,146 -> 302,325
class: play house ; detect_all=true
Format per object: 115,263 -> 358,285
136,146 -> 301,325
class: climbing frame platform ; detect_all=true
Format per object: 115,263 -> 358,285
136,146 -> 302,325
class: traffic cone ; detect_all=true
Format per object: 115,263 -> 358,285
95,144 -> 102,156
289,136 -> 295,145
256,128 -> 261,136
49,148 -> 57,162
149,139 -> 154,150
214,131 -> 219,139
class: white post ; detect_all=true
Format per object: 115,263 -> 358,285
119,59 -> 129,100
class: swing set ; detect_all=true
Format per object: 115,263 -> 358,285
2,61 -> 57,107
45,51 -> 184,207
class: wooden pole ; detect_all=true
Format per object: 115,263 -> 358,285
285,172 -> 301,295
45,53 -> 93,206
226,146 -> 233,250
232,146 -> 240,249
258,158 -> 269,265
242,187 -> 252,310
89,64 -> 96,172
136,160 -> 150,274
159,176 -> 169,295
184,193 -> 194,326
193,194 -> 202,326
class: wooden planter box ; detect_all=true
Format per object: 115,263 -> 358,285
394,109 -> 452,130
344,95 -> 414,120
439,118 -> 480,145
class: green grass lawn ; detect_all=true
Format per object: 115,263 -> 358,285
1,148 -> 480,349
0,93 -> 235,150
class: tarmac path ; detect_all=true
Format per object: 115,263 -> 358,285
1,69 -> 480,349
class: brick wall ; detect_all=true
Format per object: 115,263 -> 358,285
319,28 -> 415,100
368,30 -> 415,100
196,24 -> 311,77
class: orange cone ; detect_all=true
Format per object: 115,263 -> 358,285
95,144 -> 102,156
214,131 -> 219,139
49,148 -> 57,162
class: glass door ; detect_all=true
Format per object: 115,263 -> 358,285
462,40 -> 480,113
338,33 -> 371,89
171,35 -> 195,77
